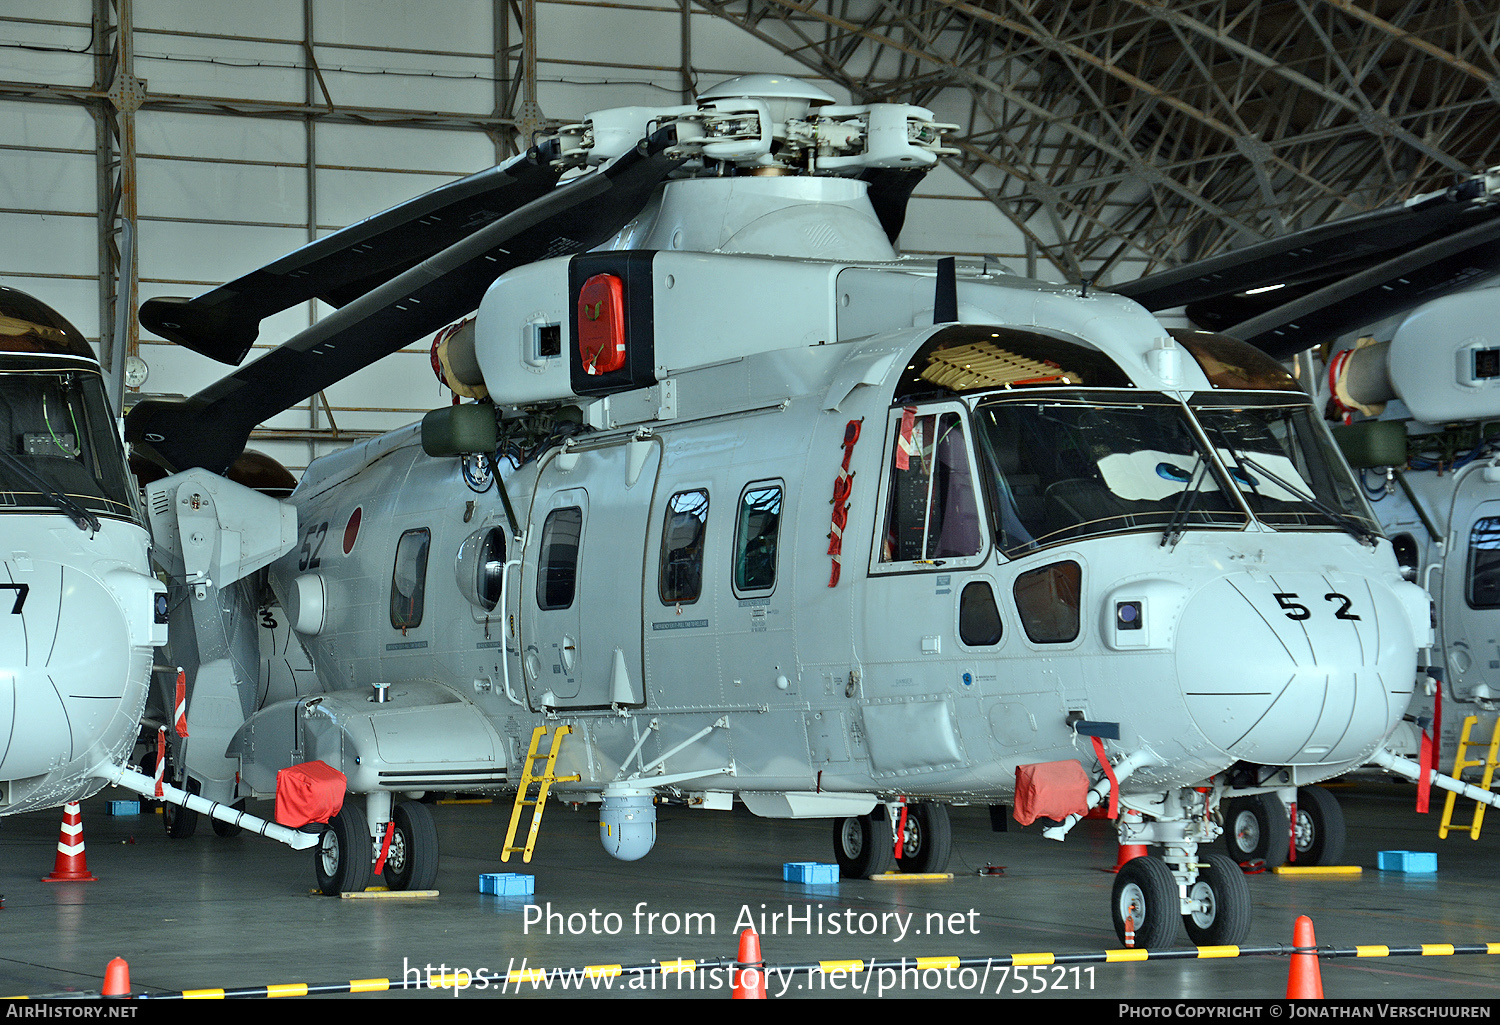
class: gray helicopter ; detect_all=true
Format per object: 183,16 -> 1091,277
121,75 -> 1500,948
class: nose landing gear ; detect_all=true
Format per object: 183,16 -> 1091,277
1112,788 -> 1252,949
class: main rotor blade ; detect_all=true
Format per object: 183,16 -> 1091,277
139,144 -> 565,366
1115,177 -> 1500,313
126,129 -> 682,474
1208,215 -> 1500,359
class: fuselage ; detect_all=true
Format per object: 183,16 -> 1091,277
265,286 -> 1428,807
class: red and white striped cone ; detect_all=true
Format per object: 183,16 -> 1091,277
42,801 -> 98,882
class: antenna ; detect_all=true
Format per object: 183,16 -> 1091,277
934,257 -> 957,323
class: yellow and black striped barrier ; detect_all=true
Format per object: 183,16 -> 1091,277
86,939 -> 1500,999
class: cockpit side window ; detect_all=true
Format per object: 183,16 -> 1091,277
879,409 -> 983,564
390,528 -> 432,628
660,489 -> 709,605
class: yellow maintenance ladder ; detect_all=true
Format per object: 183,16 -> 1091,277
1438,715 -> 1500,839
502,725 -> 580,863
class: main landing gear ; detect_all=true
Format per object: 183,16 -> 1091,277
315,794 -> 440,895
1222,786 -> 1346,869
832,802 -> 953,877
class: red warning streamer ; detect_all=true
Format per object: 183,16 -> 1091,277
374,821 -> 395,876
1090,736 -> 1119,820
173,667 -> 190,739
827,419 -> 863,587
153,728 -> 167,798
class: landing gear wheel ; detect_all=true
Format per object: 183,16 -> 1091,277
1291,786 -> 1346,866
897,803 -> 953,874
383,800 -> 439,891
1182,853 -> 1252,946
315,803 -> 372,896
832,811 -> 895,878
1111,855 -> 1179,950
163,777 -> 199,839
212,800 -> 246,838
1222,794 -> 1289,869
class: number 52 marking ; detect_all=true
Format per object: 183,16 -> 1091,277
1274,591 -> 1360,622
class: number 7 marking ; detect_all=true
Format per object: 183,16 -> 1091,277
2,583 -> 28,614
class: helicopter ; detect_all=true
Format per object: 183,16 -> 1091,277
1311,283 -> 1500,823
119,74 -> 1500,948
0,284 -> 321,853
0,285 -> 164,820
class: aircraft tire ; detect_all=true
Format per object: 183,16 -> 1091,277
832,812 -> 895,878
211,801 -> 246,838
315,803 -> 373,896
163,777 -> 199,840
1182,853 -> 1252,946
897,803 -> 952,873
1291,786 -> 1346,866
1222,794 -> 1289,869
1111,855 -> 1179,950
383,800 -> 439,891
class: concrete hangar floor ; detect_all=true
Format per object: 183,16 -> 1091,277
1,781 -> 1498,1002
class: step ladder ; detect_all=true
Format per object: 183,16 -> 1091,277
1438,716 -> 1500,839
502,726 -> 581,863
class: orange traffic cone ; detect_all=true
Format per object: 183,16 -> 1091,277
733,929 -> 766,999
42,802 -> 98,882
1286,915 -> 1324,999
102,958 -> 131,998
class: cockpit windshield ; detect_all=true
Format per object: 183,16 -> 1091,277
975,392 -> 1248,556
973,389 -> 1378,556
1190,394 -> 1379,539
0,366 -> 137,525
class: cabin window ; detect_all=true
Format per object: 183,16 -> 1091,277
734,483 -> 782,593
1013,560 -> 1081,643
660,489 -> 709,605
390,528 -> 431,629
1468,517 -> 1500,609
879,410 -> 983,564
537,507 -> 582,611
959,581 -> 1003,646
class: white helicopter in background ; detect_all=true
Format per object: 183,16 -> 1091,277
1310,279 -> 1500,834
0,286 -> 163,819
0,285 -> 319,855
119,75 -> 1500,948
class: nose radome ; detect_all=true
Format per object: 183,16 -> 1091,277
0,567 -> 136,780
1175,573 -> 1413,768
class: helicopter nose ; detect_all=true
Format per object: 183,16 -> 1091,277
0,565 -> 149,782
1175,573 -> 1414,767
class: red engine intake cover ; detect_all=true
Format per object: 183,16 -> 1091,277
577,273 -> 627,375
